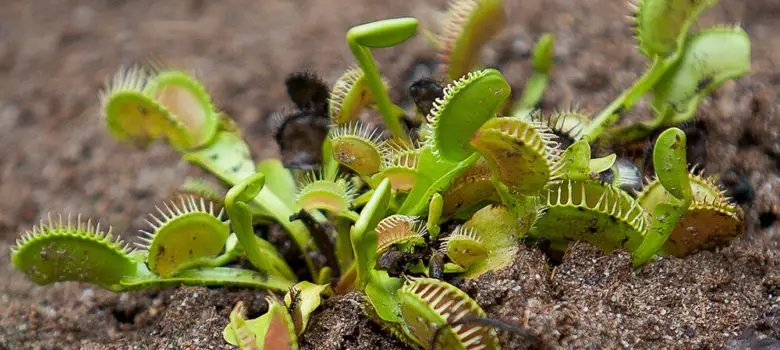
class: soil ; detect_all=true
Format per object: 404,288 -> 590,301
0,0 -> 778,349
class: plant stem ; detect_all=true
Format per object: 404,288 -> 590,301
184,132 -> 318,279
348,44 -> 411,144
579,58 -> 669,142
120,264 -> 295,291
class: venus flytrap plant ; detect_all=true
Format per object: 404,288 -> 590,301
348,179 -> 404,322
328,122 -> 389,180
579,0 -> 751,143
442,204 -> 525,278
11,3 -> 753,348
634,129 -> 744,260
11,207 -> 295,292
327,66 -> 395,126
347,18 -> 418,144
371,144 -> 420,194
469,116 -> 565,195
399,277 -> 499,349
398,68 -> 510,216
631,127 -> 691,266
611,26 -> 752,141
138,196 -> 231,277
223,281 -> 334,349
100,66 -> 199,150
224,295 -> 299,350
435,0 -> 506,81
100,66 -> 321,278
225,173 -> 298,283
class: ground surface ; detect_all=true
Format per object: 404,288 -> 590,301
0,0 -> 778,349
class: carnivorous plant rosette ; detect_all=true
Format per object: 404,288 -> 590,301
10,1 -> 751,348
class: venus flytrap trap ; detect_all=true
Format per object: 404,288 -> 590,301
435,0 -> 506,82
223,295 -> 298,350
634,130 -> 744,260
102,66 -> 322,278
581,0 -> 751,143
11,206 -> 295,292
346,18 -> 418,144
578,0 -> 716,142
10,1 -> 752,349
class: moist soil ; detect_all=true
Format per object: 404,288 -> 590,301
1,0 -> 778,349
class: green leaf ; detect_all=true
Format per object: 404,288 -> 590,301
558,139 -> 591,180
351,178 -> 392,291
350,179 -> 405,324
652,127 -> 692,204
257,159 -> 297,210
634,0 -> 718,58
346,19 -> 416,143
589,154 -> 617,175
365,270 -> 404,324
398,147 -> 480,216
183,131 -> 256,185
426,193 -> 444,238
430,69 -> 511,162
225,174 -> 298,283
11,215 -> 137,292
144,70 -> 219,149
531,33 -> 555,74
121,266 -> 295,291
631,202 -> 685,267
348,17 -> 419,48
652,27 -> 751,124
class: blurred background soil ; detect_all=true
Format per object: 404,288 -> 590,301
0,0 -> 777,349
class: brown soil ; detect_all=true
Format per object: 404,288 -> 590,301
1,0 -> 778,349
457,242 -> 780,349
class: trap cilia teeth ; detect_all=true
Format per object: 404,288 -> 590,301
11,213 -> 136,291
469,115 -> 565,195
637,169 -> 745,257
524,109 -> 591,150
328,65 -> 392,125
531,179 -> 651,254
442,204 -> 525,278
399,276 -> 499,350
375,214 -> 428,254
100,65 -> 220,150
295,171 -> 357,216
137,195 -> 229,278
372,142 -> 421,193
435,0 -> 507,81
328,122 -> 390,177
